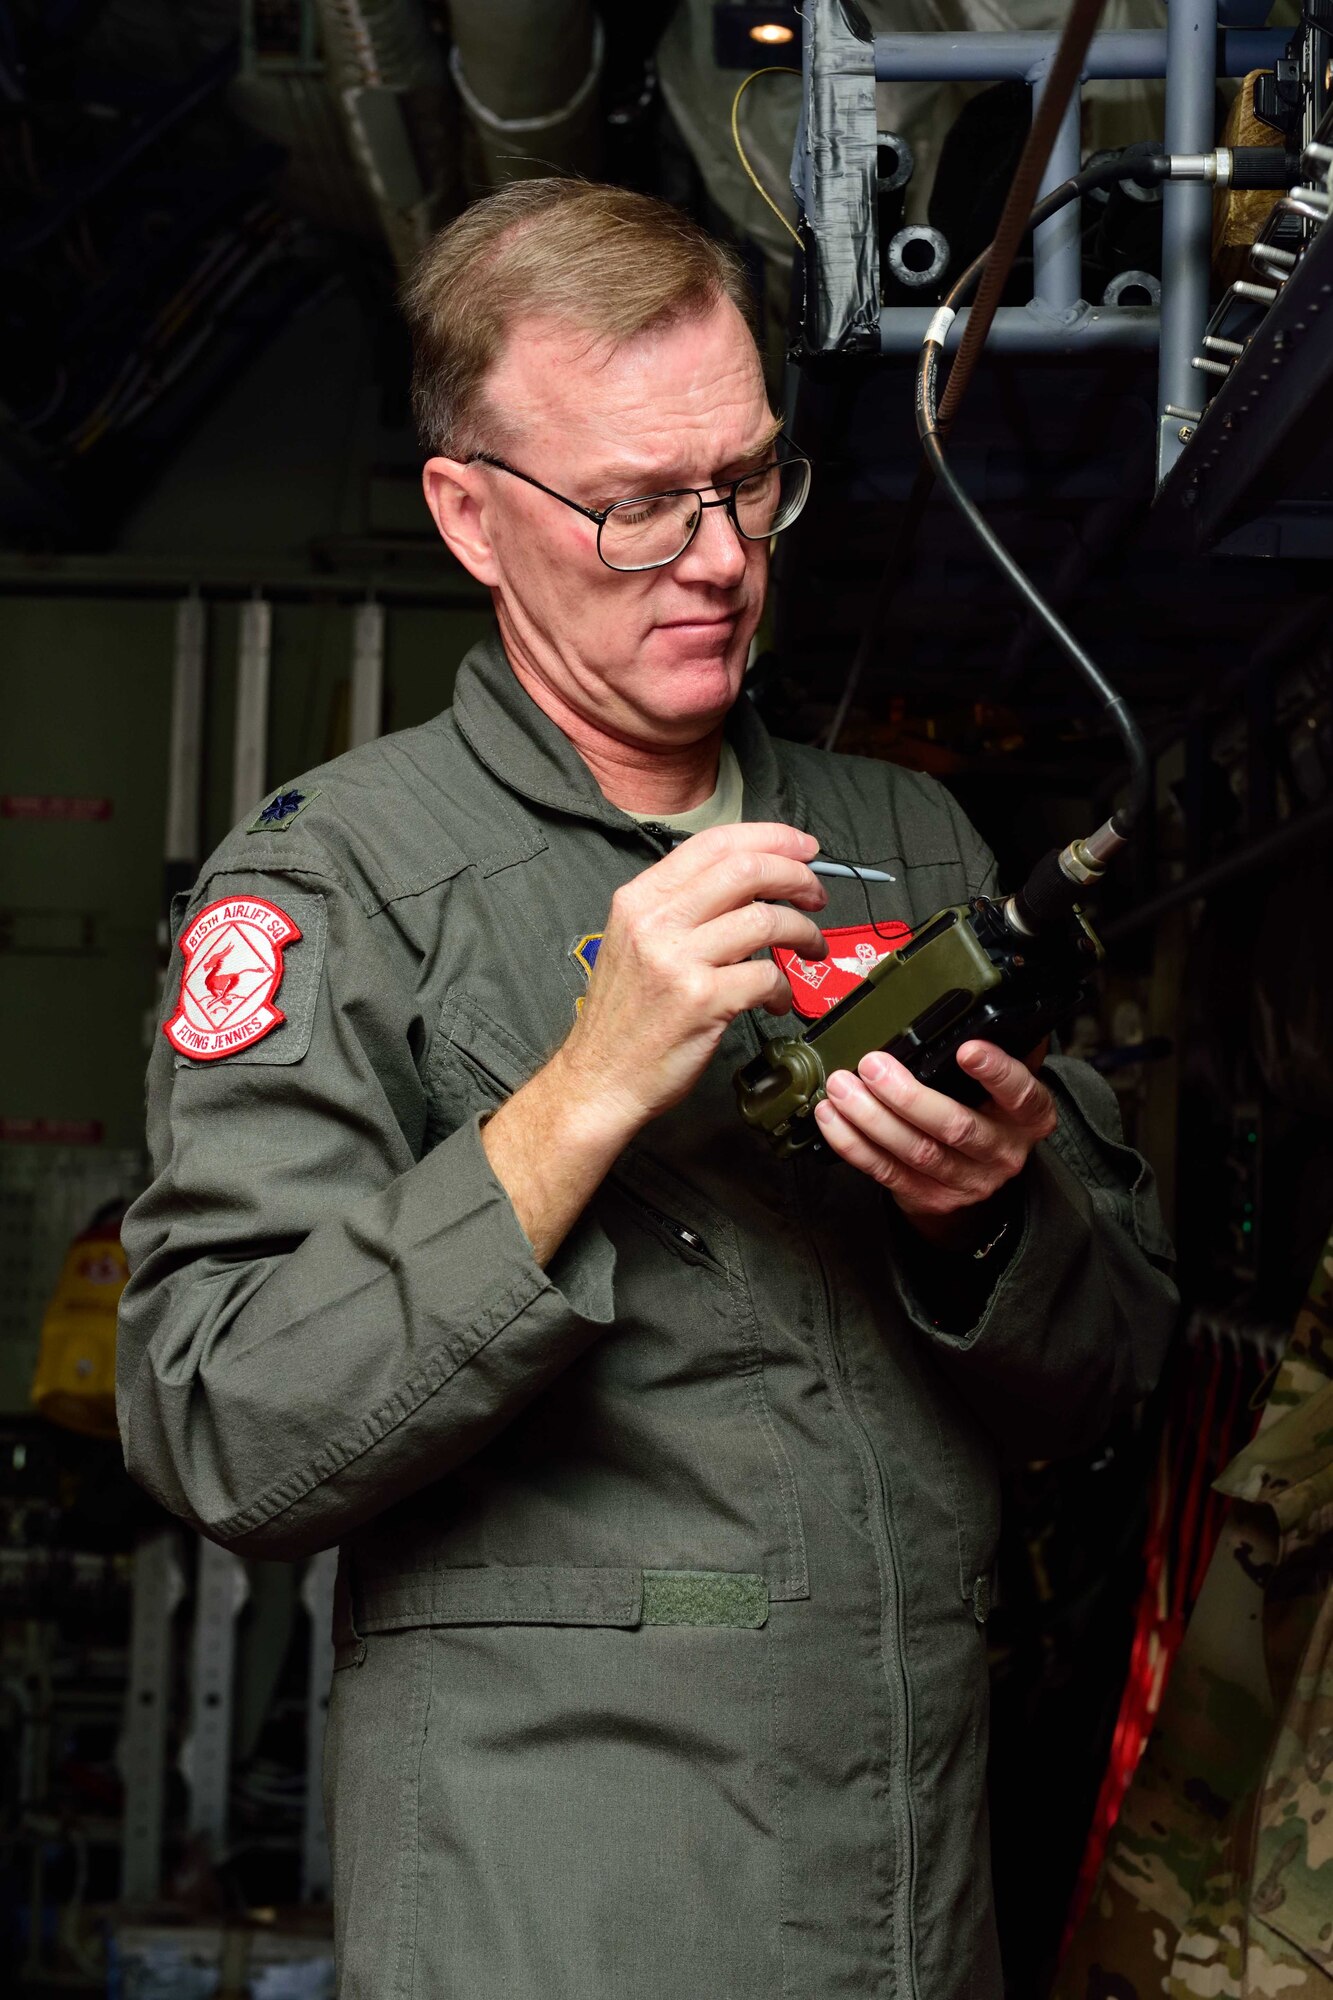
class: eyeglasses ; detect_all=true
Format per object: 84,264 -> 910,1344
468,435 -> 812,573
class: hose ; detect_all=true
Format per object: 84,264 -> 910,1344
914,155 -> 1172,834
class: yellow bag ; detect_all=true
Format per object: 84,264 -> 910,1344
30,1211 -> 126,1439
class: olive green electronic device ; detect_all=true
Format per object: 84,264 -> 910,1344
735,891 -> 1103,1159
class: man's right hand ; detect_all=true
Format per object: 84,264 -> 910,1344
562,822 -> 829,1130
480,823 -> 828,1265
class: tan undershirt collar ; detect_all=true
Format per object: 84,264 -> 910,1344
622,741 -> 744,835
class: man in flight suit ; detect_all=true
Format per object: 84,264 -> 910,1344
118,180 -> 1177,1998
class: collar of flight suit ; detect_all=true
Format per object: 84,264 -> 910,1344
451,626 -> 808,837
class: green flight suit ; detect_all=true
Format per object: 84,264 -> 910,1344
118,630 -> 1177,2000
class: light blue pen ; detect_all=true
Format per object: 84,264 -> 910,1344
669,837 -> 895,884
808,859 -> 895,883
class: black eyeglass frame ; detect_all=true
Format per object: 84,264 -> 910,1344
467,433 -> 812,572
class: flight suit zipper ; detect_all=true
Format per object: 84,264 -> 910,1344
634,817 -> 919,1943
615,1184 -> 720,1270
801,1214 -> 920,2000
734,962 -> 917,2000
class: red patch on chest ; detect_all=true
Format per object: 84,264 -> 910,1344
773,920 -> 911,1020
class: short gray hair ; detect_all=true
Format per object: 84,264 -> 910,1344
402,179 -> 756,459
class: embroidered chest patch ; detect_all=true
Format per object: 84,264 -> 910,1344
164,897 -> 301,1060
773,920 -> 911,1020
570,933 -> 603,1016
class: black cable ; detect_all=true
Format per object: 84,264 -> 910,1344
823,151 -> 1171,756
915,154 -> 1171,835
824,145 -> 1291,771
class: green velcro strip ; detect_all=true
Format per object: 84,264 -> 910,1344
640,1571 -> 768,1628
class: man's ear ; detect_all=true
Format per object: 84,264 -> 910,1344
422,457 -> 501,587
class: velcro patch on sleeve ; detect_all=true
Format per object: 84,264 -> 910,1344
166,891 -> 327,1067
773,920 -> 911,1020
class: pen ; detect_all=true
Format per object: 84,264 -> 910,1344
808,859 -> 896,883
669,837 -> 895,884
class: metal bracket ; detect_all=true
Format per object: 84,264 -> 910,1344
120,1529 -> 185,1904
349,600 -> 385,748
232,596 -> 272,824
180,1539 -> 250,1857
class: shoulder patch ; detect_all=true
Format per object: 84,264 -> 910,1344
166,892 -> 327,1067
248,786 -> 319,834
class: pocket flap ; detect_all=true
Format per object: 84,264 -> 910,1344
354,1564 -> 772,1632
358,1564 -> 644,1631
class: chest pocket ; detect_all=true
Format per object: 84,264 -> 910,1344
419,989 -> 810,1606
424,992 -> 539,1135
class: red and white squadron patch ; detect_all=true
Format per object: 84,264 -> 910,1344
773,920 -> 912,1021
164,896 -> 301,1060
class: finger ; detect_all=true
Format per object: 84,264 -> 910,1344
675,847 -> 828,926
811,1097 -> 944,1205
715,959 -> 797,1018
696,901 -> 828,968
855,1051 -> 999,1162
824,1070 -> 987,1191
956,1042 -> 1057,1131
653,822 -> 819,889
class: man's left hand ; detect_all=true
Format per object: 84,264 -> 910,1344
812,1039 -> 1057,1249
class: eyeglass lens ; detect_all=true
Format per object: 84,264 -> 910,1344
598,457 -> 810,571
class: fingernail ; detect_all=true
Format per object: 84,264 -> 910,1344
860,1052 -> 887,1083
801,832 -> 820,856
826,1069 -> 852,1099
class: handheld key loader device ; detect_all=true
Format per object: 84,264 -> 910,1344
734,836 -> 1117,1159
735,884 -> 1105,1159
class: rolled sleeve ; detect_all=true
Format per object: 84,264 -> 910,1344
118,865 -> 617,1559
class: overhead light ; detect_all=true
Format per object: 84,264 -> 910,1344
713,5 -> 803,68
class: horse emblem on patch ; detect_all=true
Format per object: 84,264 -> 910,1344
164,896 -> 301,1060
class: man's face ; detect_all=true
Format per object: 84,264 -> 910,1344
425,296 -> 777,748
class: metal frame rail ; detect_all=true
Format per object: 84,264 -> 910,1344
794,0 -> 1287,481
1156,144 -> 1333,546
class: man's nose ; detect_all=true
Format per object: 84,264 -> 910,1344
674,497 -> 750,587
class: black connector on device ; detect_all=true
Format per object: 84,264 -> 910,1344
1228,147 -> 1303,188
1011,849 -> 1086,935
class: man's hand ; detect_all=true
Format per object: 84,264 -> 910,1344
811,1039 -> 1057,1250
558,822 -> 828,1131
483,823 -> 827,1263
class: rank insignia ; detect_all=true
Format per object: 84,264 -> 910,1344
773,920 -> 911,1021
164,897 -> 301,1060
248,786 -> 318,834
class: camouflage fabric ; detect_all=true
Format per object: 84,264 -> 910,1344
1057,1232 -> 1333,1999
